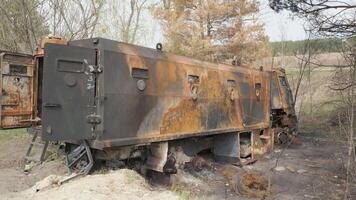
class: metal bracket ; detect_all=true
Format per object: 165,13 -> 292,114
84,59 -> 102,74
86,114 -> 102,124
65,140 -> 94,176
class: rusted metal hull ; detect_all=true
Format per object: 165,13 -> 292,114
40,39 -> 271,143
1,37 -> 297,168
37,38 -> 297,164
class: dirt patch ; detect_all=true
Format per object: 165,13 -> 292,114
0,130 -> 66,194
4,169 -> 180,200
168,132 -> 353,199
291,136 -> 303,145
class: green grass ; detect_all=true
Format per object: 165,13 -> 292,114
285,67 -> 335,76
0,128 -> 27,140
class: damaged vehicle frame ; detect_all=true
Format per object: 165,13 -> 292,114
0,37 -> 297,174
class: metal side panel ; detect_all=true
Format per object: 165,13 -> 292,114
42,44 -> 96,141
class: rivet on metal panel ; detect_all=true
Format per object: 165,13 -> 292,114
137,79 -> 146,91
64,74 -> 77,87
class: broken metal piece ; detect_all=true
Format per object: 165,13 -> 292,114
65,140 -> 94,175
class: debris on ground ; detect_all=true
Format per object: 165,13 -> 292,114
220,165 -> 273,198
240,171 -> 273,198
286,166 -> 296,173
291,137 -> 303,146
274,166 -> 286,172
297,169 -> 307,174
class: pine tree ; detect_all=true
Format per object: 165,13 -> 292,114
152,0 -> 270,65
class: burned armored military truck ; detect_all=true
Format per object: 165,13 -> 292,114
0,37 -> 297,174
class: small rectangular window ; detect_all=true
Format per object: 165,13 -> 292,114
131,67 -> 149,79
279,76 -> 287,86
255,83 -> 261,89
188,75 -> 199,84
57,59 -> 84,73
227,80 -> 236,87
9,65 -> 27,75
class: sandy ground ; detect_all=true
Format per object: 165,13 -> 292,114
1,131 -> 355,200
4,169 -> 180,200
0,133 -> 66,194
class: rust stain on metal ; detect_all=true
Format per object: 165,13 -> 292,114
160,99 -> 204,134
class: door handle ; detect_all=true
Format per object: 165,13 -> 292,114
44,103 -> 61,108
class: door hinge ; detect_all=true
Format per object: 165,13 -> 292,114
86,114 -> 102,124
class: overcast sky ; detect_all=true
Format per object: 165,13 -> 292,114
259,0 -> 308,41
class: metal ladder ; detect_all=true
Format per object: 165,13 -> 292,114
23,129 -> 49,170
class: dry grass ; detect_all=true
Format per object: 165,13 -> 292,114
253,52 -> 347,70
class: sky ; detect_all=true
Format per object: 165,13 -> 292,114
259,0 -> 308,41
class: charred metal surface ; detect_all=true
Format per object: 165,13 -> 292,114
0,51 -> 35,128
146,142 -> 168,172
34,37 -> 297,164
213,132 -> 240,163
271,70 -> 298,132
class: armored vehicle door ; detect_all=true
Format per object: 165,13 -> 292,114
42,44 -> 96,141
0,52 -> 34,129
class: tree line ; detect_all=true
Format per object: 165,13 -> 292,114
270,37 -> 347,56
